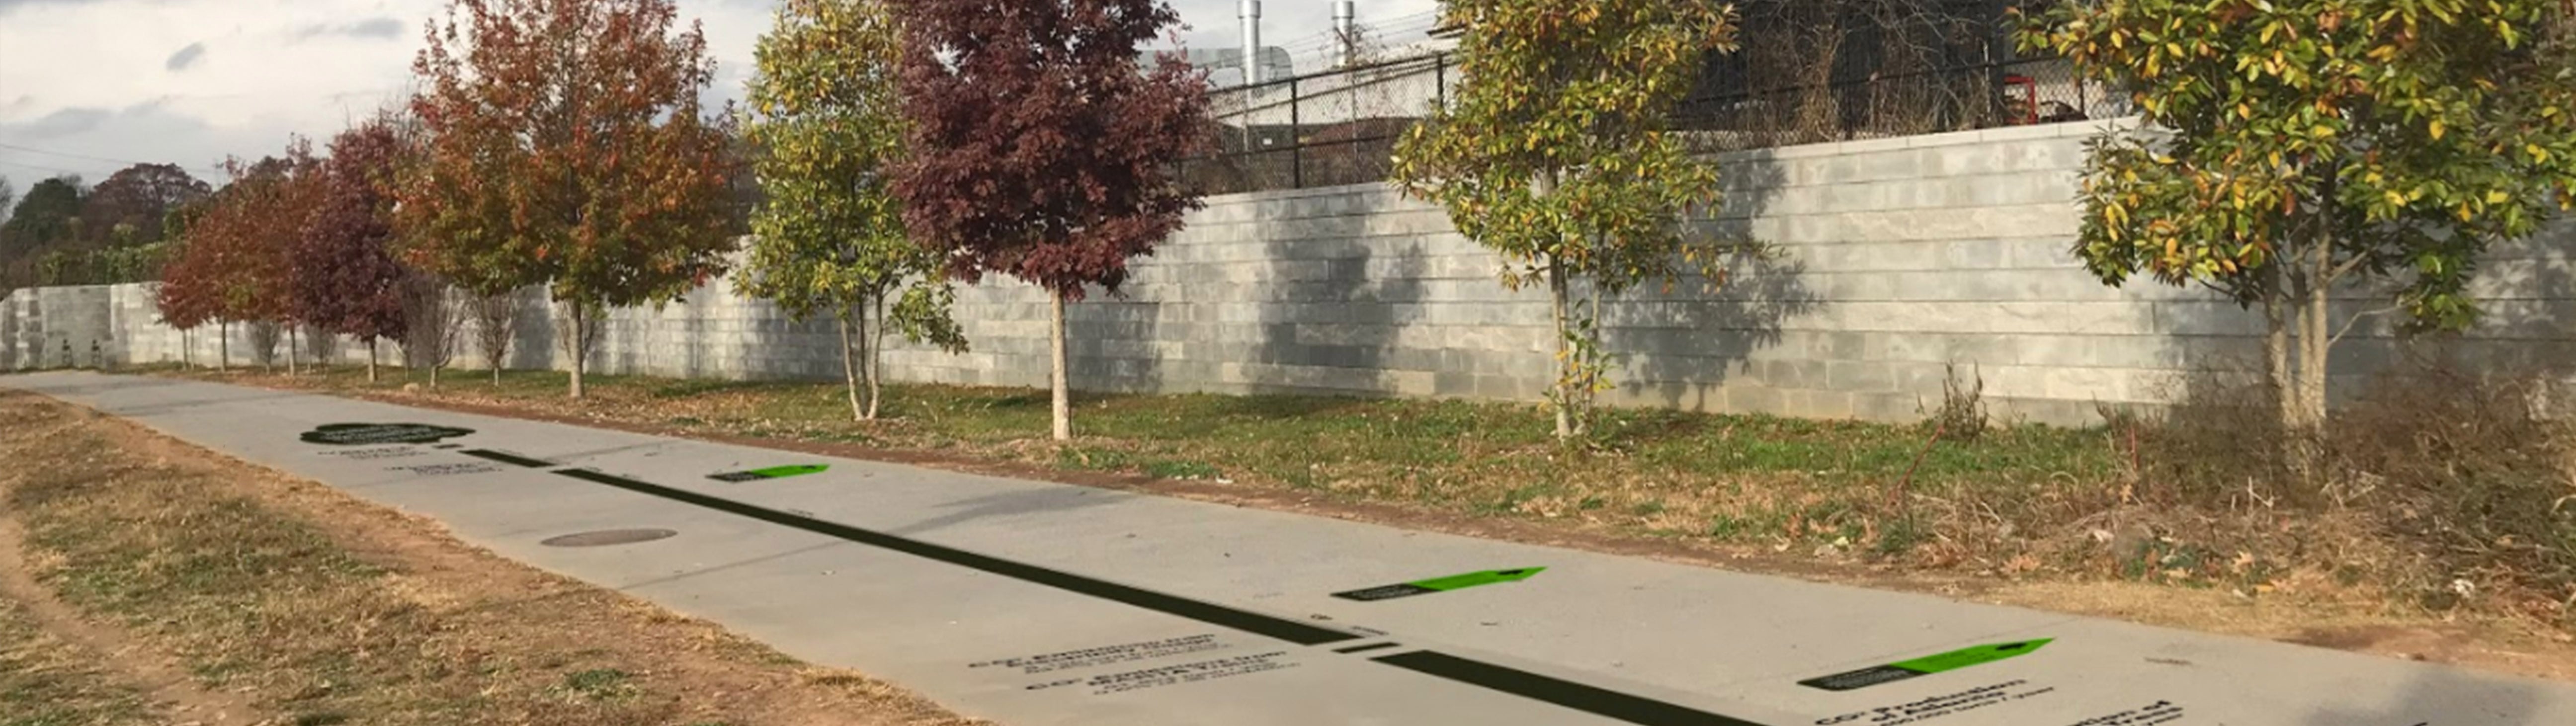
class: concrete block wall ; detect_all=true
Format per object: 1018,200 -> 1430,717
11,119 -> 2575,426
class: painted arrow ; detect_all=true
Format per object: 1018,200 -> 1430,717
1798,639 -> 2053,691
707,464 -> 831,483
1331,567 -> 1547,602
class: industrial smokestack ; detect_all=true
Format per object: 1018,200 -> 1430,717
1332,0 -> 1357,68
1240,0 -> 1264,85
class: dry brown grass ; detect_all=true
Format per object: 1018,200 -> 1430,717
2079,361 -> 2576,628
0,593 -> 161,726
0,388 -> 986,726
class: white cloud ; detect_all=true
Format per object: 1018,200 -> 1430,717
0,0 -> 1442,183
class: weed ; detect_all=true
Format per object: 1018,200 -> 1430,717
1920,362 -> 1988,444
559,668 -> 635,700
1143,460 -> 1221,480
2119,359 -> 2576,622
1056,447 -> 1137,472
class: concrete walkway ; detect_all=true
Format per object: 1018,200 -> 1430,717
8,371 -> 2573,726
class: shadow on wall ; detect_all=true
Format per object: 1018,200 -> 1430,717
1068,279 -> 1169,397
1250,188 -> 1431,400
2138,219 -> 2576,413
1607,154 -> 1824,411
509,286 -> 557,374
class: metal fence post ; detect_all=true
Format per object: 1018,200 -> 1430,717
1290,77 -> 1304,188
1435,55 -> 1448,109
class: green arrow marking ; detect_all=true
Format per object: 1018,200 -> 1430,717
1797,639 -> 2052,691
1333,567 -> 1546,601
708,464 -> 830,482
1889,639 -> 2051,674
1411,567 -> 1547,591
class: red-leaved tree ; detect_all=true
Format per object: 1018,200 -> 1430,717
893,0 -> 1209,440
407,0 -> 742,398
152,238 -> 216,369
161,152 -> 320,373
297,118 -> 416,382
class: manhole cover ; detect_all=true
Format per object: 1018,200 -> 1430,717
541,528 -> 678,547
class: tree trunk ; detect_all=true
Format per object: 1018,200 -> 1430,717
2298,233 -> 2332,428
838,307 -> 864,422
180,328 -> 191,369
2263,293 -> 2295,425
286,325 -> 300,376
367,338 -> 379,383
867,293 -> 886,421
1050,291 -> 1071,441
218,322 -> 229,372
430,360 -> 441,389
568,305 -> 586,399
1547,258 -> 1574,442
1582,290 -> 1602,437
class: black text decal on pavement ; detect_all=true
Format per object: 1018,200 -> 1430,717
1813,680 -> 2059,726
1021,651 -> 1300,696
319,446 -> 423,461
2060,700 -> 2184,726
386,463 -> 504,477
971,635 -> 1230,675
301,423 -> 476,446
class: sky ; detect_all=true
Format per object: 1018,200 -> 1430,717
0,0 -> 1443,189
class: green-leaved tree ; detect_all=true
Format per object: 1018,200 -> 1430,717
742,0 -> 966,421
2020,0 -> 2576,430
1394,0 -> 1743,442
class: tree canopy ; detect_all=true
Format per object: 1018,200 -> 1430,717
1394,0 -> 1743,441
407,0 -> 745,398
2020,0 -> 2576,427
295,119 -> 415,351
891,0 -> 1209,301
893,0 -> 1210,440
743,0 -> 967,420
81,163 -> 210,246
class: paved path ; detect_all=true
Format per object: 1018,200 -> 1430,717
9,371 -> 2574,726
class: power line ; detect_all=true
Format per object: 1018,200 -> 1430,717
0,142 -> 225,175
0,158 -> 87,177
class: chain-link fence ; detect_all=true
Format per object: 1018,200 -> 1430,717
1182,54 -> 1456,196
1181,1 -> 2120,196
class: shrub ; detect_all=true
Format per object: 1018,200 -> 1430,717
2119,361 -> 2576,623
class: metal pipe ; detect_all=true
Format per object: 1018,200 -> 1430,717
1240,0 -> 1263,86
1332,0 -> 1357,69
